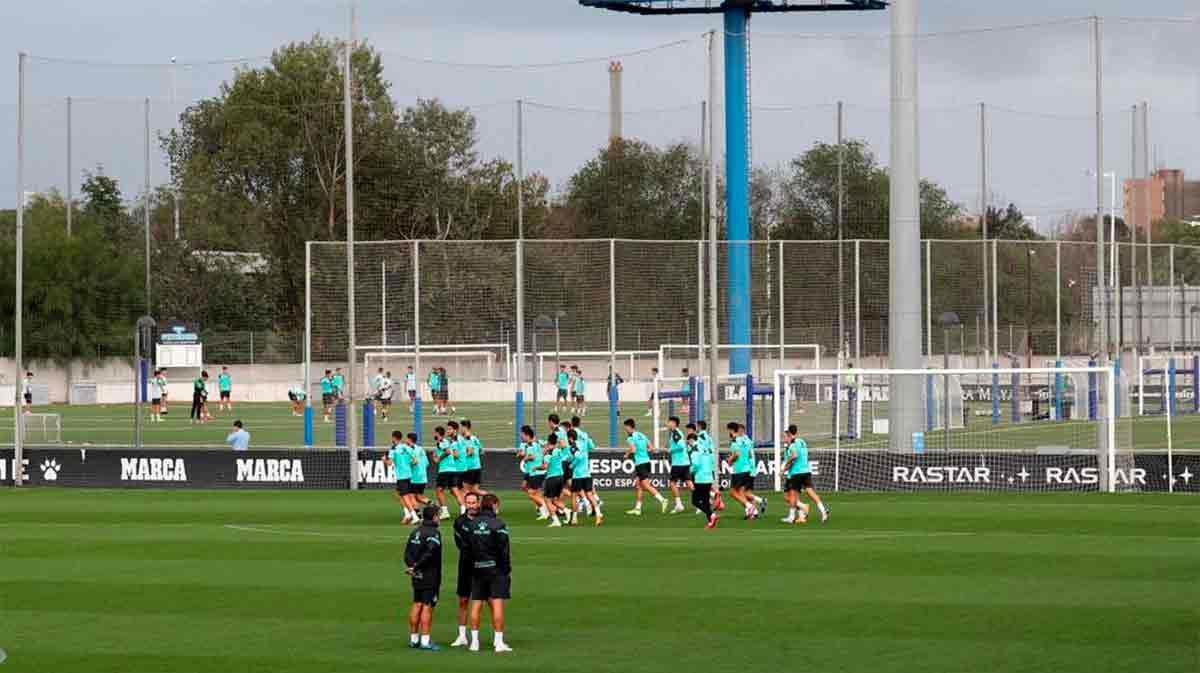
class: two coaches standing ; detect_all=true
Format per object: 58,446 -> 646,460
465,494 -> 512,653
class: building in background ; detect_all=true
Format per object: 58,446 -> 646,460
1124,168 -> 1200,227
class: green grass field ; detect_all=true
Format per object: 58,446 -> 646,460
1,489 -> 1196,672
3,398 -> 1199,453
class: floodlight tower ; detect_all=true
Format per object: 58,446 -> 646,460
580,0 -> 886,374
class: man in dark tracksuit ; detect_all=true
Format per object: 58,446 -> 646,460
405,505 -> 443,652
449,492 -> 480,648
466,494 -> 512,653
190,371 -> 209,424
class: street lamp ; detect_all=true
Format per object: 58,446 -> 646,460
533,314 -> 555,424
938,311 -> 961,450
553,310 -> 566,373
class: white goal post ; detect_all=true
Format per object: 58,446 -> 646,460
771,367 -> 1121,493
362,349 -> 500,392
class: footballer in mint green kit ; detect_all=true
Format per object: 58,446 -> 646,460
384,430 -> 420,524
432,426 -> 462,520
724,422 -> 767,520
458,420 -> 484,494
622,418 -> 668,516
566,427 -> 603,526
687,431 -> 719,528
664,415 -> 692,514
555,365 -> 570,410
781,424 -> 829,524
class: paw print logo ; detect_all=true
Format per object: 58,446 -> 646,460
40,459 -> 61,481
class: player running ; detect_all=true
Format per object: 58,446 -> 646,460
370,367 -> 386,409
432,426 -> 463,520
385,430 -> 419,524
406,432 -> 432,513
570,416 -> 602,517
725,422 -> 767,520
218,366 -> 233,412
686,432 -> 719,528
566,429 -> 602,526
623,418 -> 668,515
459,420 -> 484,495
287,383 -> 306,416
517,426 -> 549,520
781,424 -> 829,524
538,433 -> 569,527
665,416 -> 692,514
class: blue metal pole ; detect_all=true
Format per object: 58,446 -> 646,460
1054,359 -> 1064,421
1168,359 -> 1177,416
607,383 -> 618,449
723,8 -> 752,375
414,395 -> 424,445
303,406 -> 313,447
513,391 -> 523,448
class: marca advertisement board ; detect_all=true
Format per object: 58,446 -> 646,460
2,447 -> 1195,492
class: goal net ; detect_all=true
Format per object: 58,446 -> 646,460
515,350 -> 659,387
650,373 -> 774,450
771,367 -> 1134,493
657,343 -> 821,381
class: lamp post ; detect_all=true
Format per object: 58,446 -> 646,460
554,310 -> 566,373
938,311 -> 961,451
533,314 -> 555,424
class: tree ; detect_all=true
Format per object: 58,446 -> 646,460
562,139 -> 704,240
983,204 -> 1041,241
771,139 -> 964,240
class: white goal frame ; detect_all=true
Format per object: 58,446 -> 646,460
771,367 -> 1119,493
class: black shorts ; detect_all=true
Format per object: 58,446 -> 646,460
322,393 -> 334,406
151,397 -> 162,405
408,390 -> 417,400
572,477 -> 594,493
562,464 -> 574,483
412,585 -> 439,607
470,572 -> 511,601
220,391 -> 231,400
380,398 -> 392,407
436,472 -> 460,489
543,476 -> 565,499
573,393 -> 585,402
634,463 -> 652,481
287,392 -> 297,402
527,475 -> 545,490
787,473 -> 815,492
23,392 -> 32,404
457,561 -> 474,598
556,389 -> 569,401
461,468 -> 482,486
410,482 -> 426,495
670,466 -> 692,484
395,479 -> 411,494
732,472 -> 756,490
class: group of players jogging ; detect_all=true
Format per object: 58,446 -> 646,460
383,410 -> 827,530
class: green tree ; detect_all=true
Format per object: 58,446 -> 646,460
772,140 -> 964,240
562,139 -> 704,240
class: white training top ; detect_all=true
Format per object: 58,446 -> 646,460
379,377 -> 394,400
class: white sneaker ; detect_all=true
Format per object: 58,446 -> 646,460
494,643 -> 513,653
535,513 -> 549,521
625,508 -> 642,516
451,636 -> 469,648
671,504 -> 685,514
468,641 -> 480,652
781,516 -> 795,524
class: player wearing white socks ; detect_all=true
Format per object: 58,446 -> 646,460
725,423 -> 767,520
384,430 -> 419,524
623,418 -> 668,515
781,424 -> 829,524
664,416 -> 692,514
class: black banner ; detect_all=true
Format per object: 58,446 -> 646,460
2,448 -> 1196,493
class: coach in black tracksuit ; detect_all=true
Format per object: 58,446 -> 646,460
450,492 -> 481,647
465,494 -> 512,652
405,506 -> 443,650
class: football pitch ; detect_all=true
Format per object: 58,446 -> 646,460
1,488 -> 1196,673
2,399 -> 1199,453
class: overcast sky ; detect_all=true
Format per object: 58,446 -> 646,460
2,0 -> 1198,229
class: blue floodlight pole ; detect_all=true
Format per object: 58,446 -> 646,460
580,0 -> 886,379
724,6 -> 752,375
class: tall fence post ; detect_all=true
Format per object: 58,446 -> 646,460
14,52 -> 27,484
925,240 -> 932,359
854,239 -> 861,361
144,97 -> 151,314
344,3 -> 359,487
413,240 -> 422,444
66,95 -> 72,236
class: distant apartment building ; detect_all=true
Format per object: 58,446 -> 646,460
1124,168 -> 1200,227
